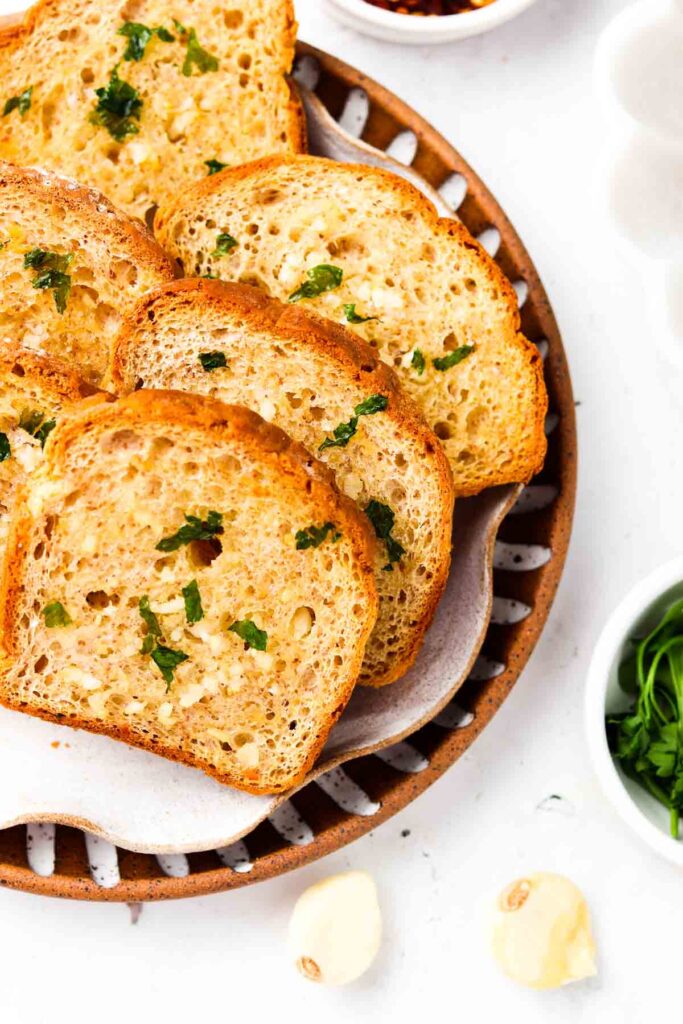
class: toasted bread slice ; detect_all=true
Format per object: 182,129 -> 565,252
0,390 -> 378,794
0,161 -> 174,385
0,0 -> 304,220
112,279 -> 455,687
0,345 -> 93,550
155,155 -> 548,497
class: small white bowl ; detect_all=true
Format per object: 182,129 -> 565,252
323,0 -> 541,45
586,557 -> 683,866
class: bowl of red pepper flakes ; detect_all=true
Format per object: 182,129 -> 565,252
324,0 -> 541,43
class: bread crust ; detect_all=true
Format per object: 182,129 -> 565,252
0,390 -> 378,793
0,159 -> 175,273
0,1 -> 306,218
0,344 -> 97,404
112,278 -> 455,686
155,154 -> 548,495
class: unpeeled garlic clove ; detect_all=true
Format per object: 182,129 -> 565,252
288,870 -> 382,986
492,872 -> 597,990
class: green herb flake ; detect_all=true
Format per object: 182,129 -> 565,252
432,345 -> 474,372
118,22 -> 175,61
23,249 -> 74,314
606,597 -> 683,838
18,408 -> 57,448
318,393 -> 388,453
199,351 -> 227,371
151,643 -> 189,689
343,303 -> 377,325
0,433 -> 10,462
2,86 -> 32,118
211,232 -> 238,258
89,66 -> 142,142
156,510 -> 223,552
138,595 -> 162,645
295,522 -> 341,550
43,601 -> 72,628
288,265 -> 343,303
228,619 -> 268,651
365,499 -> 406,572
182,580 -> 204,625
173,20 -> 219,76
411,349 -> 425,376
205,159 -> 227,175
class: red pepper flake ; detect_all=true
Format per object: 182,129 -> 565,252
363,0 -> 495,13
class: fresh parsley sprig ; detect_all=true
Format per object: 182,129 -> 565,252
319,394 -> 388,453
138,595 -> 188,689
89,65 -> 142,142
365,500 -> 405,572
343,303 -> 377,325
229,619 -> 268,651
433,345 -> 474,372
18,408 -> 57,448
43,601 -> 72,627
199,351 -> 227,371
0,433 -> 10,462
3,86 -> 32,117
118,21 -> 174,61
173,20 -> 219,76
23,249 -> 74,314
295,522 -> 341,550
607,598 -> 683,838
211,232 -> 238,258
156,511 -> 224,552
289,265 -> 343,303
205,159 -> 227,175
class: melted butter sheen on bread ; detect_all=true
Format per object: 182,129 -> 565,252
0,0 -> 303,220
0,161 -> 174,385
156,155 -> 548,497
112,279 -> 455,687
0,391 -> 378,794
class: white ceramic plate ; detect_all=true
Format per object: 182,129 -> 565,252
323,0 -> 541,45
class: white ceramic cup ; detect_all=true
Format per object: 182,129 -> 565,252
323,0 -> 541,45
585,557 -> 683,867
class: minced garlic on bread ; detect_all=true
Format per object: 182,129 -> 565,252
0,0 -> 304,220
0,346 -> 93,552
0,160 -> 174,385
155,155 -> 548,497
0,390 -> 378,794
112,279 -> 455,687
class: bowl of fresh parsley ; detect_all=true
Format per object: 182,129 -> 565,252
586,558 -> 683,864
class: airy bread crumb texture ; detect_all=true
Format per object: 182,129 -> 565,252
0,0 -> 303,220
0,391 -> 378,793
0,346 -> 93,551
0,161 -> 174,385
155,156 -> 548,497
112,280 -> 455,686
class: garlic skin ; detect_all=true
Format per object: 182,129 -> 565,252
492,872 -> 597,990
288,871 -> 382,986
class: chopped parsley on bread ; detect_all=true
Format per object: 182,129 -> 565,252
0,0 -> 304,220
0,390 -> 378,794
112,278 -> 455,687
155,155 -> 548,496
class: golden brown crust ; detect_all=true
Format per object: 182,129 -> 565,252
112,278 -> 455,686
154,155 -> 548,494
0,344 -> 97,404
0,391 -> 378,792
0,160 -> 175,277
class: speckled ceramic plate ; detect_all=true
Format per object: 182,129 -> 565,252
0,40 -> 576,899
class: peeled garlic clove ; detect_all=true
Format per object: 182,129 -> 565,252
288,870 -> 382,986
492,872 -> 597,990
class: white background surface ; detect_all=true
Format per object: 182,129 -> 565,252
0,0 -> 679,1021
